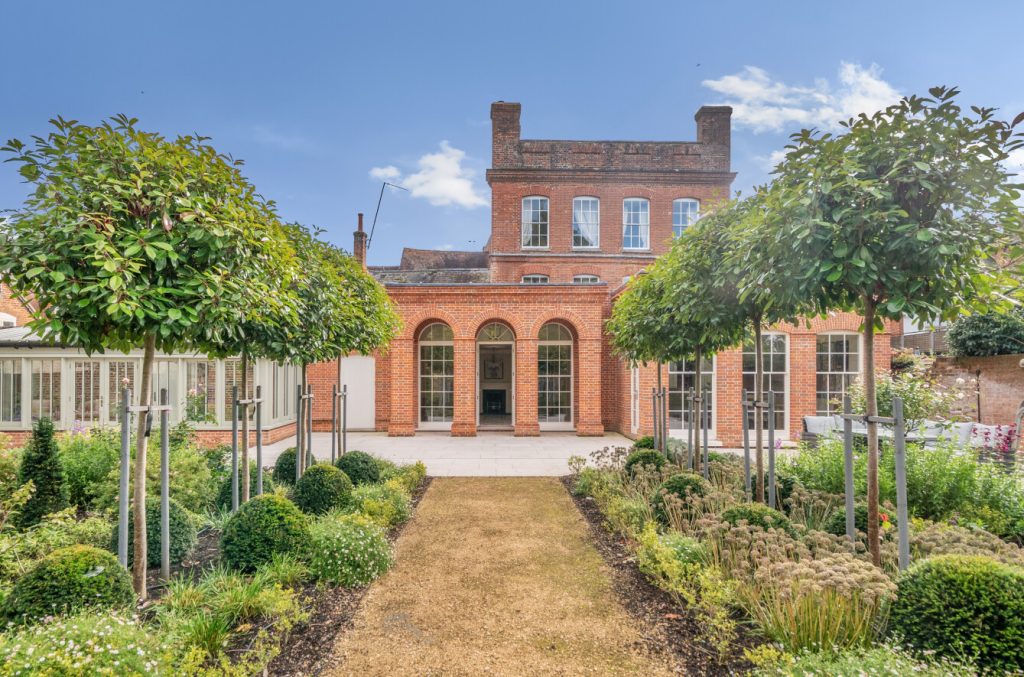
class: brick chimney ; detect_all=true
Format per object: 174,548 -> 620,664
353,212 -> 367,269
695,106 -> 732,147
491,101 -> 522,169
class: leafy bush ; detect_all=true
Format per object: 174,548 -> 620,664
624,448 -> 667,476
220,494 -> 311,572
824,503 -> 892,538
754,645 -> 977,676
379,460 -> 426,494
273,447 -> 298,485
59,427 -> 120,510
216,461 -> 275,510
848,355 -> 962,432
661,530 -> 707,567
111,497 -> 197,568
786,437 -> 1024,526
947,310 -> 1024,357
16,417 -> 67,527
305,513 -> 393,586
603,495 -> 650,537
891,555 -> 1024,672
351,479 -> 410,527
2,544 -> 135,624
721,503 -> 796,537
0,444 -> 21,503
572,467 -> 610,498
93,430 -> 216,514
652,472 -> 711,524
293,463 -> 353,515
739,552 -> 895,652
335,450 -> 380,485
632,435 -> 655,450
0,611 -> 176,675
0,510 -> 113,583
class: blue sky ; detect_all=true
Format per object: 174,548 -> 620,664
1,1 -> 1022,266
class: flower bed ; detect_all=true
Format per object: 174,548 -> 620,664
0,421 -> 429,675
567,440 -> 1024,675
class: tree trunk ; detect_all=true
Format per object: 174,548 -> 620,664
132,334 -> 156,599
863,298 -> 881,566
694,346 -> 703,475
241,351 -> 250,503
337,357 -> 343,455
655,363 -> 663,454
754,321 -> 764,503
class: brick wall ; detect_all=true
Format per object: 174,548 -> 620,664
933,354 -> 1024,425
0,284 -> 33,325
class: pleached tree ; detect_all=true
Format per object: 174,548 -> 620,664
276,223 -> 400,472
0,116 -> 295,597
742,87 -> 1023,565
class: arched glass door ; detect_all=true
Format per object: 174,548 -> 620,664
418,323 -> 454,429
477,322 -> 514,429
538,322 -> 573,430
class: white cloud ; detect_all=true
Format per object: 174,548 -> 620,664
437,243 -> 454,251
1005,147 -> 1024,177
369,141 -> 488,209
702,62 -> 902,133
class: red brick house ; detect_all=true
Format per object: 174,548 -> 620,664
309,102 -> 898,446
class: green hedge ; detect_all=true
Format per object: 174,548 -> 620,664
947,311 -> 1024,357
2,545 -> 135,624
220,494 -> 311,572
891,554 -> 1024,672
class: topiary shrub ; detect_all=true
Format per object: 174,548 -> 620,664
335,450 -> 380,486
17,417 -> 68,527
216,461 -> 274,510
824,503 -> 893,537
305,513 -> 393,586
947,310 -> 1024,357
632,435 -> 655,450
351,479 -> 410,528
652,472 -> 711,524
721,502 -> 797,537
111,497 -> 197,568
220,494 -> 311,573
2,545 -> 135,624
891,555 -> 1024,672
273,447 -> 298,486
293,464 -> 353,515
624,448 -> 667,476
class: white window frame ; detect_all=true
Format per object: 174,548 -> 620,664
668,356 -> 716,438
521,274 -> 549,284
572,196 -> 600,249
0,312 -> 16,328
622,198 -> 650,250
521,196 -> 550,249
815,332 -> 862,415
672,198 -> 700,237
572,275 -> 600,284
537,322 -> 574,431
417,323 -> 455,431
742,332 -> 790,435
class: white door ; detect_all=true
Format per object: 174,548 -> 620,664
340,356 -> 376,430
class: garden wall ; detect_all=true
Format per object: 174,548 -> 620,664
932,354 -> 1024,425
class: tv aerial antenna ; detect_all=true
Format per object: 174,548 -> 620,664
367,181 -> 408,251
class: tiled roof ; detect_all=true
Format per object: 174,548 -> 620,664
398,248 -> 489,270
0,326 -> 59,347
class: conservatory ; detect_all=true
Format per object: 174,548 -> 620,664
0,326 -> 302,441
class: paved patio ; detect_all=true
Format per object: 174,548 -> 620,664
255,431 -> 632,476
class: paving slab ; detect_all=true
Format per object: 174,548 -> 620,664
255,431 -> 632,476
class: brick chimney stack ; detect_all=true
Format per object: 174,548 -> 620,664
491,101 -> 522,169
353,212 -> 367,269
695,105 -> 732,171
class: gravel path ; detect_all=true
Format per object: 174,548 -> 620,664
325,477 -> 673,676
